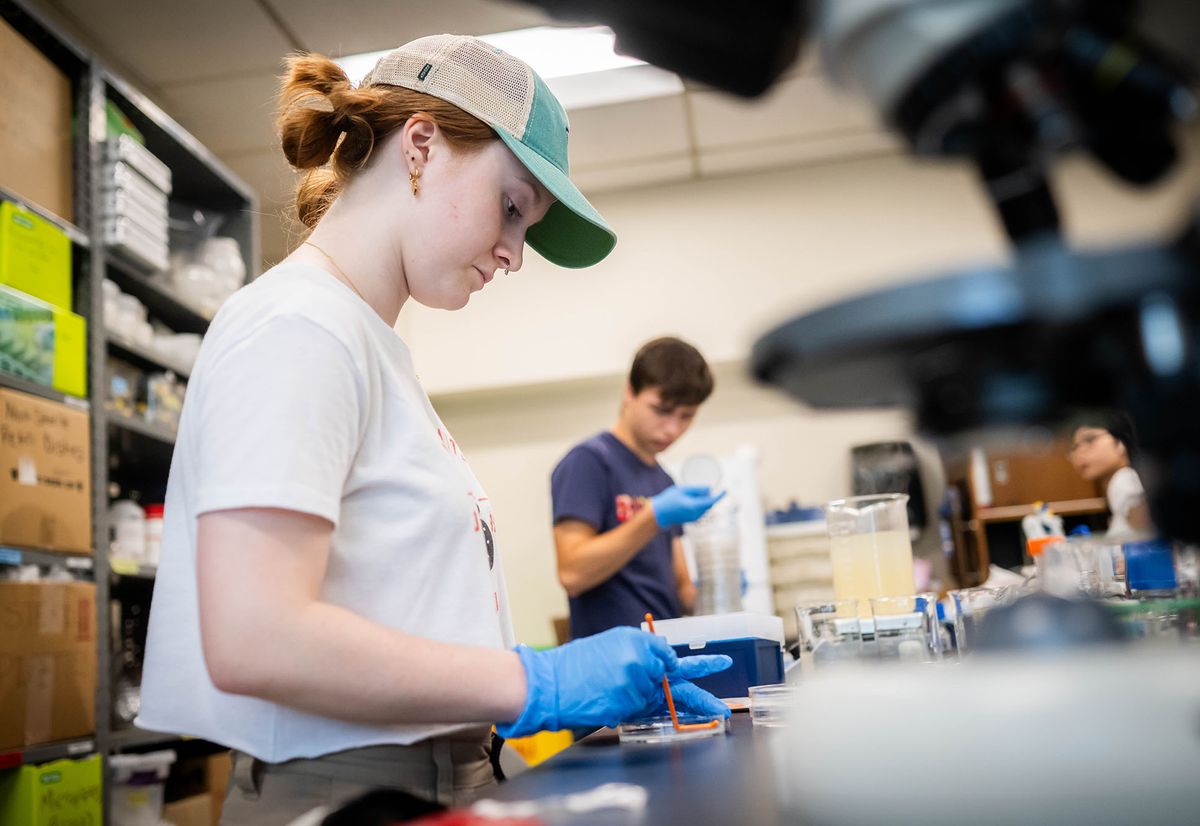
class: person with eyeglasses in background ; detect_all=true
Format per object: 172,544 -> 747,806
1067,410 -> 1152,538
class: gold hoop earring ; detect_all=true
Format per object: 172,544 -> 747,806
409,168 -> 421,196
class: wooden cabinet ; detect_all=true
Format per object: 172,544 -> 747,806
945,440 -> 1105,587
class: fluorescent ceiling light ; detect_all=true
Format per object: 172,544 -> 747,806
478,26 -> 643,79
334,26 -> 682,111
334,48 -> 391,85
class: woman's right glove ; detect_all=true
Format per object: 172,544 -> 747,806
496,626 -> 731,738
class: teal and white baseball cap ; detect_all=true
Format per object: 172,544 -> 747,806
361,34 -> 616,269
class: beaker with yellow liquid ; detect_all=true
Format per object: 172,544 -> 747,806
826,494 -> 915,614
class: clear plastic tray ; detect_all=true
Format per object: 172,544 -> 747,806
105,134 -> 173,194
617,714 -> 729,745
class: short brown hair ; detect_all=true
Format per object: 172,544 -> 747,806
277,53 -> 497,228
629,337 -> 714,408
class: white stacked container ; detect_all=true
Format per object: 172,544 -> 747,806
101,135 -> 172,272
109,749 -> 176,825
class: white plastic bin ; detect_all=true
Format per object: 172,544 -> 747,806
109,749 -> 176,825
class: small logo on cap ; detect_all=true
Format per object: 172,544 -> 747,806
418,63 -> 432,81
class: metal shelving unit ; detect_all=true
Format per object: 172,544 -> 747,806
2,2 -> 258,821
108,559 -> 157,579
106,333 -> 192,379
0,544 -> 94,570
0,372 -> 89,407
106,409 -> 178,445
107,728 -> 183,753
0,737 -> 97,770
0,183 -> 90,247
105,255 -> 212,334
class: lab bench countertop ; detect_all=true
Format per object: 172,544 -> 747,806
482,713 -> 786,825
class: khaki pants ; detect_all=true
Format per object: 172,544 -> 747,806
219,727 -> 497,826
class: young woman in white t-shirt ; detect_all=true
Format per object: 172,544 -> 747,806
136,36 -> 730,824
1067,411 -> 1152,538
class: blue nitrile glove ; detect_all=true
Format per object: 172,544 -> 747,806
656,655 -> 733,720
497,627 -> 679,738
650,485 -> 726,529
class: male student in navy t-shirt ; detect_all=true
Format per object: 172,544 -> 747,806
551,337 -> 724,640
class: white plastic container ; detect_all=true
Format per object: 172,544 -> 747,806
642,612 -> 785,649
641,612 -> 786,699
143,504 -> 164,567
103,216 -> 170,272
109,500 -> 146,562
109,749 -> 176,825
104,134 -> 173,194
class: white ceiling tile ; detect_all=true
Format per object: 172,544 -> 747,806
273,0 -> 550,58
54,0 -> 294,86
697,132 -> 901,178
572,155 -> 694,196
689,74 -> 880,151
159,72 -> 281,156
567,95 -> 690,170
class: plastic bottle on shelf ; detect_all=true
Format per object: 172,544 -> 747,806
143,504 -> 165,567
109,500 -> 146,563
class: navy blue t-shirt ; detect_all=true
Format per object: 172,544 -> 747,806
551,431 -> 682,639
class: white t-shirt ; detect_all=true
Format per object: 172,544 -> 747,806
137,263 -> 514,762
1105,466 -> 1146,539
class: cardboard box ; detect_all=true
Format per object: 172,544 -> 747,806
207,751 -> 231,826
163,794 -> 213,826
0,581 -> 97,751
0,388 -> 92,552
0,283 -> 87,398
0,200 -> 73,312
0,18 -> 74,223
0,754 -> 102,826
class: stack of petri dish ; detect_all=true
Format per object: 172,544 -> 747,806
689,504 -> 743,615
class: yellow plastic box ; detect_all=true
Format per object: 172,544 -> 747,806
0,200 -> 73,311
0,754 -> 102,826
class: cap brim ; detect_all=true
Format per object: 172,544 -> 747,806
496,130 -> 616,269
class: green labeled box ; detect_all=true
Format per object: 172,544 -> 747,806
0,283 -> 86,397
0,200 -> 72,312
0,754 -> 102,826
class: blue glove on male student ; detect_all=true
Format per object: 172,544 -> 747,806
650,485 -> 726,529
497,627 -> 732,738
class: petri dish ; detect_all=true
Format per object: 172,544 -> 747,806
681,453 -> 723,490
748,683 -> 798,728
617,714 -> 729,745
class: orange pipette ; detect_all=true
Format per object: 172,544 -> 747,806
644,613 -> 720,731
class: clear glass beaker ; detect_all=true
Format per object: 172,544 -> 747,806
869,593 -> 942,662
826,494 -> 915,612
795,599 -> 863,668
948,586 -> 1010,656
748,683 -> 798,728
